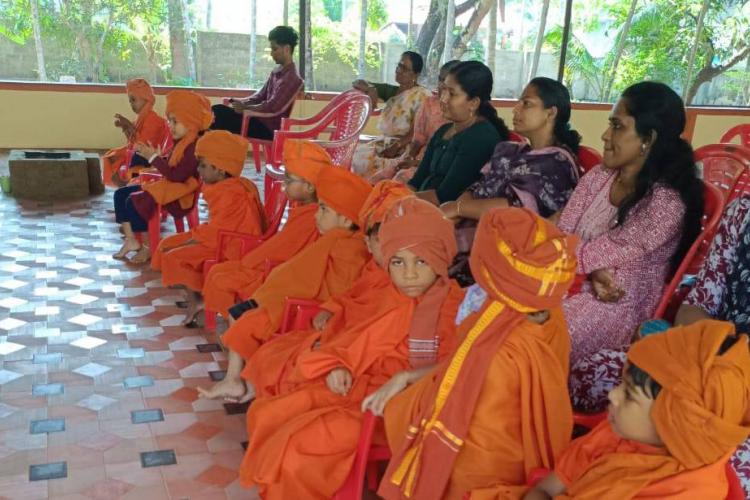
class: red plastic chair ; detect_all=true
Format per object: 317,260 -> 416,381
508,131 -> 528,143
653,181 -> 724,322
577,145 -> 602,176
333,410 -> 391,500
720,124 -> 750,148
135,172 -> 200,253
280,89 -> 363,135
278,298 -> 323,335
695,143 -> 750,202
203,188 -> 289,331
222,82 -> 305,173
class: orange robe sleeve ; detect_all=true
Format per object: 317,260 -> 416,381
222,229 -> 369,361
553,422 -> 730,500
102,110 -> 168,185
382,309 -> 573,500
202,203 -> 320,318
152,176 -> 265,291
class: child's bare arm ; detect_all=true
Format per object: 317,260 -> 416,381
523,472 -> 565,500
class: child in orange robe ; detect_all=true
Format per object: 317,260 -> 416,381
113,90 -> 212,263
239,198 -> 465,499
525,320 -> 750,500
379,207 -> 579,500
197,166 -> 373,402
202,140 -> 325,320
102,78 -> 170,186
150,130 -> 266,326
245,180 -> 414,400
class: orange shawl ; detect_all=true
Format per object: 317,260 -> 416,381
380,208 -> 578,499
164,89 -> 212,166
556,320 -> 750,499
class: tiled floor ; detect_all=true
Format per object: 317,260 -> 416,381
0,166 -> 260,499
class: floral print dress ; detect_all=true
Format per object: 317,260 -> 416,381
352,85 -> 431,176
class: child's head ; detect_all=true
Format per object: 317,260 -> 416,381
610,321 -> 750,468
195,131 -> 249,184
283,140 -> 327,203
358,181 -> 415,265
164,90 -> 213,166
166,112 -> 189,140
313,166 -> 372,235
125,79 -> 154,116
470,207 -> 578,314
379,198 -> 457,298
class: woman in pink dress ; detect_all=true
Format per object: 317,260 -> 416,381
368,60 -> 460,184
559,81 -> 704,369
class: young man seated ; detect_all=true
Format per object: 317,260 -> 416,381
239,198 -> 465,499
211,25 -> 303,140
379,207 -> 578,499
526,320 -> 750,499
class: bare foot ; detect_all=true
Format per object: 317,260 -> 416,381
113,240 -> 141,260
197,377 -> 248,401
128,245 -> 150,264
181,296 -> 204,327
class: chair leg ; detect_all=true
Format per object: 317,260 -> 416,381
174,217 -> 185,233
366,462 -> 379,491
205,310 -> 217,331
148,211 -> 161,255
252,143 -> 262,173
263,143 -> 272,171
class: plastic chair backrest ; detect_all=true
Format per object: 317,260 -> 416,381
695,144 -> 750,201
654,181 -> 724,321
577,146 -> 602,175
278,298 -> 322,334
263,176 -> 288,225
281,89 -> 362,132
720,124 -> 750,148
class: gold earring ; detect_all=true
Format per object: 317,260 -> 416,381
640,143 -> 647,155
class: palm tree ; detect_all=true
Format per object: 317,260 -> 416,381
602,0 -> 638,101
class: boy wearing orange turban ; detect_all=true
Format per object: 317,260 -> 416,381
150,130 -> 265,325
197,167 -> 373,402
102,78 -> 171,186
237,198 -> 464,499
113,90 -> 212,264
379,207 -> 579,500
243,180 -> 415,400
526,320 -> 750,500
201,140 -> 325,320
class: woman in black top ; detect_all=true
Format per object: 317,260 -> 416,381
409,61 -> 509,204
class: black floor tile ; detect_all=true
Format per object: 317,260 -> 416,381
196,343 -> 222,353
140,450 -> 177,468
29,461 -> 67,481
208,370 -> 226,382
131,409 -> 164,424
32,383 -> 64,396
30,418 -> 65,434
223,401 -> 251,415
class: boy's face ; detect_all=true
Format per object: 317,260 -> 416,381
365,231 -> 384,266
315,201 -> 352,234
128,94 -> 148,114
167,113 -> 188,140
269,41 -> 291,65
197,158 -> 225,184
607,366 -> 663,447
283,172 -> 315,202
388,249 -> 438,298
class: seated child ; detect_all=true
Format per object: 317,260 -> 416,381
239,198 -> 465,499
197,166 -> 373,402
151,130 -> 266,326
526,320 -> 750,500
379,207 -> 578,499
101,78 -> 170,187
245,180 -> 414,400
202,140 -> 325,320
112,90 -> 212,264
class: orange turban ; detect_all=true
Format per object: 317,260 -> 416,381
126,78 -> 155,133
165,90 -> 213,166
358,180 -> 414,231
315,167 -> 372,223
195,130 -> 249,177
628,320 -> 750,469
470,207 -> 578,312
379,198 -> 456,277
283,140 -> 331,184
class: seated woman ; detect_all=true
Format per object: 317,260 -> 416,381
351,51 -> 432,177
440,77 -> 581,285
238,198 -> 464,498
368,60 -> 460,184
408,61 -> 509,205
379,208 -> 578,499
559,81 -> 703,398
101,79 -> 170,187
